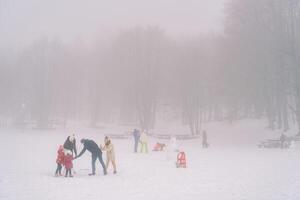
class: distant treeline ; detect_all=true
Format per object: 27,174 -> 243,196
0,0 -> 300,134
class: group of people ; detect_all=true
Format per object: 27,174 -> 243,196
133,129 -> 149,153
55,129 -> 209,177
55,135 -> 116,177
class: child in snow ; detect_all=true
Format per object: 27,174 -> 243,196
101,136 -> 117,174
166,135 -> 178,160
170,135 -> 178,152
55,145 -> 65,176
139,131 -> 148,153
64,151 -> 74,177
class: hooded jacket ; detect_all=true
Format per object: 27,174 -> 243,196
63,136 -> 77,156
103,138 -> 115,160
56,145 -> 65,164
64,154 -> 73,169
77,139 -> 102,158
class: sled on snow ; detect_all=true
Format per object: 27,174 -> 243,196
176,152 -> 187,168
152,142 -> 166,151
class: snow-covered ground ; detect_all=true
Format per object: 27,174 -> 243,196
0,120 -> 299,200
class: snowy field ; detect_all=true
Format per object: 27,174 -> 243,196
0,120 -> 300,200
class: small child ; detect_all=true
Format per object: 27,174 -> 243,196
55,145 -> 65,176
64,150 -> 74,177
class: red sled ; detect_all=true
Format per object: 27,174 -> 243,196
152,143 -> 166,151
176,152 -> 187,168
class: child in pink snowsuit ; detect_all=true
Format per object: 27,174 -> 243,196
55,145 -> 65,176
64,151 -> 73,177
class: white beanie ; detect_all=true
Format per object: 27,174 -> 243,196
69,134 -> 75,142
66,150 -> 72,155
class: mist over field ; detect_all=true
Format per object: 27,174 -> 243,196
0,1 -> 300,200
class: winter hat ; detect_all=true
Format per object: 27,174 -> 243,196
66,150 -> 72,155
63,148 -> 69,154
69,134 -> 75,142
105,136 -> 110,145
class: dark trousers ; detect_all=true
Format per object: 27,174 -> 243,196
202,142 -> 208,148
55,163 -> 62,175
92,151 -> 107,175
65,169 -> 72,176
134,140 -> 139,153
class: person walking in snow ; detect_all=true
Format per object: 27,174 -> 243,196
280,133 -> 287,148
75,139 -> 107,176
101,136 -> 117,174
202,130 -> 209,148
133,129 -> 140,153
63,134 -> 77,157
64,150 -> 74,177
139,131 -> 148,153
55,145 -> 65,176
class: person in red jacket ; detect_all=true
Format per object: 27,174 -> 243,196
55,145 -> 65,176
64,150 -> 74,177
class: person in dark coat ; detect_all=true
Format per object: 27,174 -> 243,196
280,133 -> 287,148
133,129 -> 140,153
63,135 -> 77,157
75,139 -> 107,176
202,130 -> 209,148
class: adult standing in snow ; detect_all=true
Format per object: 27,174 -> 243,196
280,133 -> 287,148
139,131 -> 148,153
63,134 -> 77,157
133,129 -> 140,153
75,139 -> 107,176
202,130 -> 209,148
101,136 -> 117,174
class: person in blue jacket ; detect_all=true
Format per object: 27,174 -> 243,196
133,129 -> 140,153
75,139 -> 107,176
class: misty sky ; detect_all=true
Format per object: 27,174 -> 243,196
0,0 -> 225,48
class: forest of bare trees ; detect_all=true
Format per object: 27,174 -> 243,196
1,0 -> 300,134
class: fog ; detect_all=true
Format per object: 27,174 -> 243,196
0,0 -> 224,48
1,0 -> 300,136
2,1 -> 300,199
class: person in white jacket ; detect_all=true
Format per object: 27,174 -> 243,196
170,135 -> 178,152
166,135 -> 178,160
139,131 -> 148,153
101,136 -> 117,174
